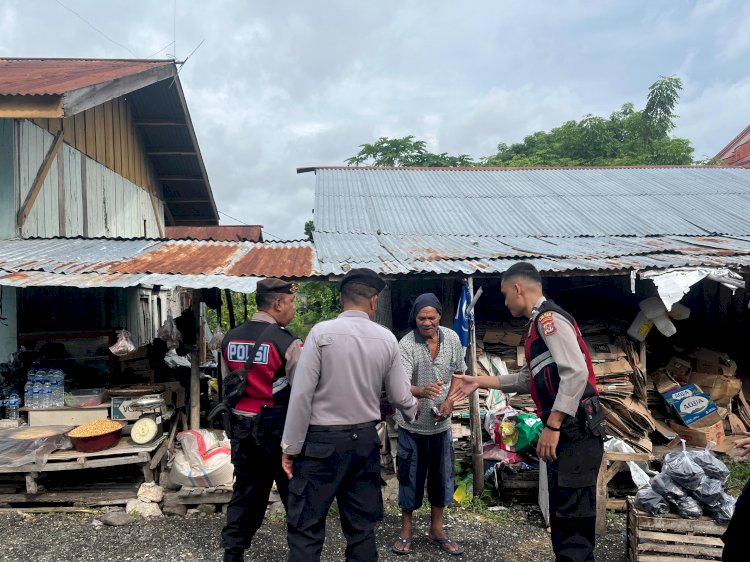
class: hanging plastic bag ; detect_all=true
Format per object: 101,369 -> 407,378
109,329 -> 136,356
635,486 -> 669,516
208,324 -> 225,352
689,477 -> 723,508
157,310 -> 182,350
663,440 -> 705,491
687,443 -> 730,484
707,492 -> 736,524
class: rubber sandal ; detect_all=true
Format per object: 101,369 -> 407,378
392,536 -> 412,555
426,535 -> 464,556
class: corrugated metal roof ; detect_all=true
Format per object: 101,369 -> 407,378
314,167 -> 750,237
311,167 -> 750,276
165,226 -> 263,242
0,58 -> 173,96
0,238 -> 318,291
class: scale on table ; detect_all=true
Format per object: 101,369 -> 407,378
128,396 -> 165,445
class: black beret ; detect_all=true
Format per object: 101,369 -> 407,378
339,268 -> 385,293
257,278 -> 298,294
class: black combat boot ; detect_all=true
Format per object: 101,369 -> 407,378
223,548 -> 244,562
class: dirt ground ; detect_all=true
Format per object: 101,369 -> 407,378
0,502 -> 628,562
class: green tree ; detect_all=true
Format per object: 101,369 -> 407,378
482,76 -> 694,167
304,220 -> 315,242
346,135 -> 474,167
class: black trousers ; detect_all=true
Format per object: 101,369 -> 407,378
221,436 -> 289,551
286,425 -> 383,562
723,476 -> 750,561
546,417 -> 604,562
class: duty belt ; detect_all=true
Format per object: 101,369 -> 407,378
308,421 -> 379,432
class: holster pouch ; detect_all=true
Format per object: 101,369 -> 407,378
578,396 -> 605,438
251,404 -> 286,450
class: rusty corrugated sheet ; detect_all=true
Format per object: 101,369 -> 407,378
165,226 -> 263,242
0,238 -> 319,290
0,58 -> 173,96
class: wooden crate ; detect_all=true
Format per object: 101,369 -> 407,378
627,497 -> 727,561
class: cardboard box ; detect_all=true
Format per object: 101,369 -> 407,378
665,356 -> 691,381
725,413 -> 747,436
669,418 -> 725,447
687,372 -> 742,406
662,384 -> 720,427
690,348 -> 737,376
111,393 -> 164,420
27,404 -> 111,427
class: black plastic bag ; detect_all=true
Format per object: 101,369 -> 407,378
689,477 -> 724,508
707,492 -> 736,524
664,440 -> 705,491
651,472 -> 687,502
674,494 -> 703,519
688,443 -> 730,484
635,486 -> 669,516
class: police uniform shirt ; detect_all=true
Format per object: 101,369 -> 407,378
281,310 -> 418,456
499,296 -> 588,417
220,311 -> 303,415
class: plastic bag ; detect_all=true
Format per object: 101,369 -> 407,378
0,426 -> 73,468
707,492 -> 736,524
605,437 -> 654,489
109,329 -> 136,356
674,494 -> 703,519
663,440 -> 704,490
651,472 -> 687,502
453,473 -> 473,505
157,310 -> 182,350
689,477 -> 724,508
208,324 -> 225,352
494,412 -> 543,453
635,486 -> 669,516
688,443 -> 730,484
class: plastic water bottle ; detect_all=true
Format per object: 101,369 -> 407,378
7,393 -> 19,420
24,382 -> 32,409
49,371 -> 62,407
31,382 -> 42,409
56,370 -> 66,407
42,382 -> 52,409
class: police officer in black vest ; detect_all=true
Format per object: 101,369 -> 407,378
451,262 -> 605,562
219,278 -> 303,562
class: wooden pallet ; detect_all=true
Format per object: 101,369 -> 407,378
627,497 -> 727,561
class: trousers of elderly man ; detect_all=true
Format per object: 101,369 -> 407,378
286,424 -> 382,562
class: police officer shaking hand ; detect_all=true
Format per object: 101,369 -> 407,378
219,278 -> 303,562
449,262 -> 605,562
281,268 -> 419,562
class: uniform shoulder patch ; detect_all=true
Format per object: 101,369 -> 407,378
537,311 -> 556,336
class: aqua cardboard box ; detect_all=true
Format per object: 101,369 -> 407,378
662,384 -> 719,427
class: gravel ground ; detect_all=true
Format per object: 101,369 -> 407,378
0,503 -> 628,561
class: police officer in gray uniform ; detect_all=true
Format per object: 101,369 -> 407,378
281,268 -> 419,562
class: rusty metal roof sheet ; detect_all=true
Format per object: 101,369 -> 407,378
0,238 -> 318,291
165,226 -> 263,242
0,58 -> 173,96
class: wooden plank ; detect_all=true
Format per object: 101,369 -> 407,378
57,146 -> 65,236
639,530 -> 724,547
638,517 -> 727,535
0,488 -> 136,506
48,118 -> 61,135
604,451 -> 651,462
73,112 -> 86,152
0,507 -> 97,514
94,104 -> 105,164
119,99 -> 131,181
164,490 -> 232,507
80,152 -> 88,236
126,103 -> 136,184
62,116 -> 75,145
84,108 -> 97,159
112,99 -> 122,175
17,130 -> 63,227
104,101 -> 115,170
638,556 -> 721,562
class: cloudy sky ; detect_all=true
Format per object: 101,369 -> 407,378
2,0 -> 749,239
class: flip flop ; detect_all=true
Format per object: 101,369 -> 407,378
392,536 -> 412,555
426,535 -> 464,556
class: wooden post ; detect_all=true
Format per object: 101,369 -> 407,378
190,290 -> 201,429
467,277 -> 484,496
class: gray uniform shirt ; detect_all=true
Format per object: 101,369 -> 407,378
498,296 -> 588,417
395,326 -> 467,435
281,310 -> 418,455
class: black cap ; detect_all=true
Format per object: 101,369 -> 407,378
257,278 -> 298,294
339,268 -> 386,293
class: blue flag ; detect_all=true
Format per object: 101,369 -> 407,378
453,282 -> 472,349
